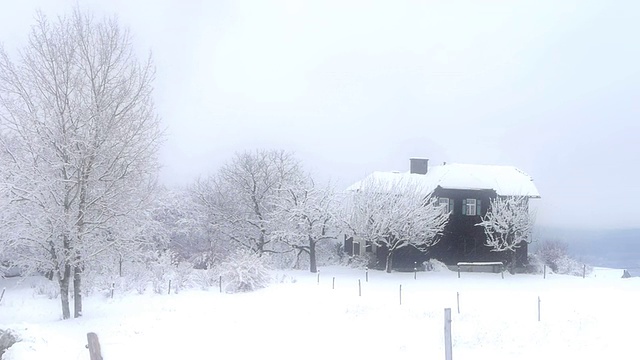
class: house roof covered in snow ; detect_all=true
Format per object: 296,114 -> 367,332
347,163 -> 540,198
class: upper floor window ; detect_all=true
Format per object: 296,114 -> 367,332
438,197 -> 454,213
462,199 -> 482,216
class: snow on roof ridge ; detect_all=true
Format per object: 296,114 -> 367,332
348,162 -> 540,197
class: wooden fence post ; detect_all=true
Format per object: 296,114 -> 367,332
332,277 -> 335,290
87,332 -> 103,360
544,264 -> 546,279
456,292 -> 460,314
358,279 -> 361,297
365,267 -> 369,282
583,264 -> 586,278
399,284 -> 402,305
317,270 -> 320,285
444,308 -> 453,360
168,280 -> 172,295
219,276 -> 222,293
457,265 -> 460,278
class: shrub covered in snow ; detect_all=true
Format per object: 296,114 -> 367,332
31,279 -> 59,299
191,268 -> 218,290
216,250 -> 271,293
151,252 -> 177,294
555,255 -> 592,276
534,240 -> 591,276
125,261 -> 152,294
339,253 -> 378,269
172,262 -> 194,294
424,259 -> 449,272
536,239 -> 568,272
524,254 -> 545,274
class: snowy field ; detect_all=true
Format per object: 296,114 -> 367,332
1,266 -> 639,360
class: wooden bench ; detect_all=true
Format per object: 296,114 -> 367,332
455,262 -> 504,276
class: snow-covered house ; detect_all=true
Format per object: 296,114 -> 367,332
346,158 -> 540,270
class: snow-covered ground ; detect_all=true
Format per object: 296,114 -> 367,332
1,266 -> 639,360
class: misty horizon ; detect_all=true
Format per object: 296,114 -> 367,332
1,1 -> 639,230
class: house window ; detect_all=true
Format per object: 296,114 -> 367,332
365,241 -> 372,253
438,197 -> 454,213
462,199 -> 482,216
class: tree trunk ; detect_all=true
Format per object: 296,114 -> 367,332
73,264 -> 82,318
309,238 -> 317,273
59,264 -> 71,320
509,250 -> 517,274
385,252 -> 393,273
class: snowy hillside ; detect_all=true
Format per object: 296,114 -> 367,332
2,266 -> 638,359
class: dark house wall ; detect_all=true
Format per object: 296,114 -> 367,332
429,187 -> 500,265
429,188 -> 530,266
344,186 -> 531,269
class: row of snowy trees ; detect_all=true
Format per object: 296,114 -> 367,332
0,8 -> 535,320
0,10 -> 161,319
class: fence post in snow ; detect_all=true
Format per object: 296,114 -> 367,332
219,276 -> 222,293
457,265 -> 460,278
444,308 -> 453,360
583,264 -> 586,278
87,332 -> 103,360
399,284 -> 402,305
332,277 -> 335,290
317,270 -> 320,285
110,283 -> 115,299
544,265 -> 546,279
538,296 -> 541,322
414,262 -> 417,280
0,287 -> 5,303
358,279 -> 361,297
168,280 -> 172,295
365,266 -> 369,282
456,292 -> 460,314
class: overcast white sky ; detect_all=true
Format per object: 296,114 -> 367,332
1,1 -> 639,230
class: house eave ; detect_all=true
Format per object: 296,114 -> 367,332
437,186 -> 541,198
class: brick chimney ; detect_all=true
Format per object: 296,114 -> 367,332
409,158 -> 429,175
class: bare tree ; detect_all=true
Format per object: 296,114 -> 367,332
192,149 -> 304,257
273,178 -> 337,273
0,9 -> 161,319
476,196 -> 534,272
151,187 -> 224,268
535,239 -> 569,272
344,178 -> 449,273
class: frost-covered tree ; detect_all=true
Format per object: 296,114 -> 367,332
191,149 -> 304,257
344,179 -> 449,273
273,178 -> 337,273
535,239 -> 568,272
0,9 -> 162,319
476,196 -> 534,272
151,187 -> 225,268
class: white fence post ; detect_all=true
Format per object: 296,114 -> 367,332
444,308 -> 453,360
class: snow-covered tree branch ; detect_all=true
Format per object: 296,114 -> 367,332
343,178 -> 449,273
0,8 -> 162,319
271,178 -> 337,272
476,196 -> 534,271
191,149 -> 304,258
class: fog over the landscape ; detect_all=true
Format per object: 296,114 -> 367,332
1,0 -> 639,230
